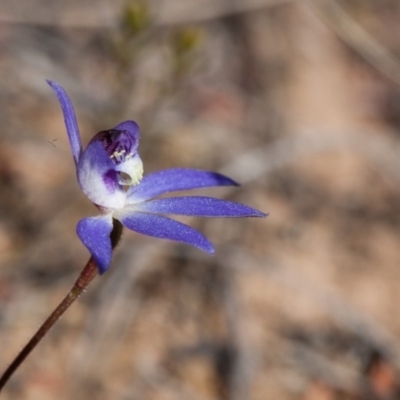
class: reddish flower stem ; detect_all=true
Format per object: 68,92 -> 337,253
0,219 -> 123,393
0,256 -> 98,392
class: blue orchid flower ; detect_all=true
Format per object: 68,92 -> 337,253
47,80 -> 266,274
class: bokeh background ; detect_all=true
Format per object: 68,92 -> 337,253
1,1 -> 400,399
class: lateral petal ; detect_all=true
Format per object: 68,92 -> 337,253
76,214 -> 114,274
127,168 -> 238,203
116,211 -> 214,253
133,196 -> 267,218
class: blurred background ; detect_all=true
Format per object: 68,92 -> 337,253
1,0 -> 400,399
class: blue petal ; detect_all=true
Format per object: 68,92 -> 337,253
133,196 -> 267,218
116,210 -> 214,253
47,80 -> 82,167
127,168 -> 238,203
76,214 -> 114,274
78,140 -> 127,209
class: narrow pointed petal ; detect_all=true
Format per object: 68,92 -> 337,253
116,211 -> 214,253
127,168 -> 238,203
78,140 -> 126,209
47,80 -> 82,166
76,214 -> 114,274
132,196 -> 267,218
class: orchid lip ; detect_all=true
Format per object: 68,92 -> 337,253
89,125 -> 144,189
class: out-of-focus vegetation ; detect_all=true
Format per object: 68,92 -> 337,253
1,0 -> 400,399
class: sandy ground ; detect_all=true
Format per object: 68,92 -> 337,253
1,1 -> 400,399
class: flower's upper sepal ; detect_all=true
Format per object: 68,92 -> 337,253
78,120 -> 143,209
47,80 -> 82,167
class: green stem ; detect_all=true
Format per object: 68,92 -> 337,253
0,219 -> 123,393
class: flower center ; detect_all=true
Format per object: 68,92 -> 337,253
99,129 -> 138,164
94,128 -> 144,187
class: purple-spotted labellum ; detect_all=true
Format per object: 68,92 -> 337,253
48,80 -> 267,274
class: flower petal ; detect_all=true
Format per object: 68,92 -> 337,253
116,210 -> 214,253
76,214 -> 114,274
132,196 -> 267,218
127,168 -> 238,203
78,140 -> 126,209
47,80 -> 82,167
